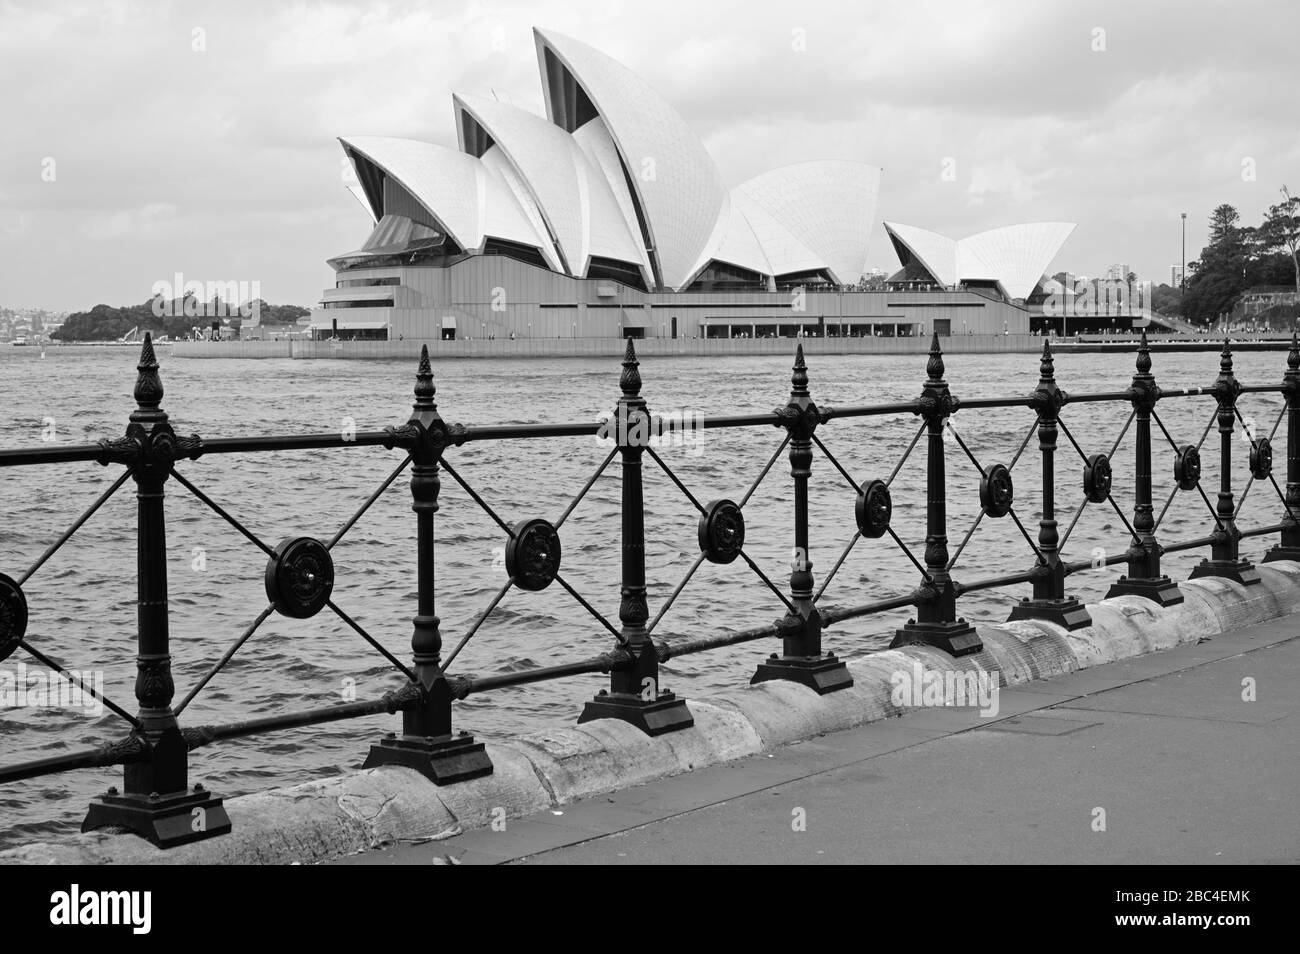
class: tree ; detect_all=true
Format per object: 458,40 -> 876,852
1257,185 -> 1300,290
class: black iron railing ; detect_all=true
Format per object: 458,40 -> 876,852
1,331 -> 1298,847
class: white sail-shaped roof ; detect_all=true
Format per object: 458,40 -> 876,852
736,161 -> 882,283
341,136 -> 551,257
454,94 -> 647,279
885,221 -> 1074,299
883,222 -> 959,287
535,28 -> 728,290
958,223 -> 1076,299
334,28 -> 883,293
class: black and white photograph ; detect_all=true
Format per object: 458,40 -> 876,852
0,0 -> 1296,910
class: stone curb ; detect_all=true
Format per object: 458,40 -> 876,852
5,561 -> 1298,864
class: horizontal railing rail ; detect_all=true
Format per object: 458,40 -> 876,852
1,330 -> 1298,847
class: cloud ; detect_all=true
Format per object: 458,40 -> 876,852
0,0 -> 1296,309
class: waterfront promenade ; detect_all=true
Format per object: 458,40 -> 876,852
342,611 -> 1299,865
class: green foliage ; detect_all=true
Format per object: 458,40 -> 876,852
51,295 -> 309,341
1180,192 -> 1300,326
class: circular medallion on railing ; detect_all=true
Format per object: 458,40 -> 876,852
980,463 -> 1014,518
698,499 -> 746,564
0,572 -> 28,664
506,518 -> 561,591
1083,453 -> 1112,503
264,537 -> 334,619
1251,437 -> 1273,481
1174,444 -> 1201,491
854,479 -> 892,538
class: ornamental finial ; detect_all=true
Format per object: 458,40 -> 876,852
1288,331 -> 1299,372
134,332 -> 163,410
1136,330 -> 1151,375
1219,336 -> 1234,375
620,337 -> 641,397
926,332 -> 945,383
1039,338 -> 1055,381
413,344 -> 437,410
790,343 -> 809,395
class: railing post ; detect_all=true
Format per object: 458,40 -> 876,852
83,334 -> 231,846
1191,339 -> 1261,585
752,345 -> 853,692
1009,340 -> 1092,629
364,345 -> 493,782
579,340 -> 694,733
1106,332 -> 1183,605
1264,332 -> 1300,563
891,334 -> 982,656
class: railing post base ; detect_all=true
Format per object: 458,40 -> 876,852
82,786 -> 231,848
891,619 -> 982,657
578,690 -> 694,736
1007,597 -> 1092,630
363,731 -> 493,785
751,651 -> 853,694
1262,546 -> 1300,563
1189,558 -> 1262,586
1105,575 -> 1183,606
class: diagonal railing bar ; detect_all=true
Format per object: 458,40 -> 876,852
554,572 -> 626,645
1107,407 -> 1138,460
647,551 -> 708,634
1056,414 -> 1091,463
1233,405 -> 1296,525
643,445 -> 707,515
1144,408 -> 1222,535
326,453 -> 412,550
19,468 -> 134,586
326,600 -> 417,681
941,420 -> 1042,566
1228,405 -> 1284,520
944,420 -> 986,475
886,422 -> 927,487
738,550 -> 798,615
810,433 -> 859,494
173,604 -> 276,716
1006,418 -> 1041,472
553,446 -> 618,532
1008,507 -> 1045,562
18,639 -> 142,729
1192,482 -> 1228,533
886,525 -> 934,583
441,577 -> 516,671
812,531 -> 861,603
169,469 -> 276,557
1105,492 -> 1146,545
1057,415 -> 1143,545
737,435 -> 790,508
947,509 -> 986,571
1055,498 -> 1091,557
439,458 -> 516,538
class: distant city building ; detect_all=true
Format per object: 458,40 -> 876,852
315,27 -> 1057,341
1105,263 -> 1131,281
1170,264 -> 1186,288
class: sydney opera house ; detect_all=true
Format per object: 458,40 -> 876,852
308,28 -> 1074,342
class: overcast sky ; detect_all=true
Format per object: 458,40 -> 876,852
2,0 -> 1296,310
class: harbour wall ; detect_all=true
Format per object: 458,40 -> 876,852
5,561 -> 1298,865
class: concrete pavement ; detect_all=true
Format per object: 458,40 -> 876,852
340,612 -> 1300,865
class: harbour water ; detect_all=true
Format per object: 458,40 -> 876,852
0,344 -> 1291,845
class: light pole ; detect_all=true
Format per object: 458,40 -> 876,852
1180,212 -> 1187,289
